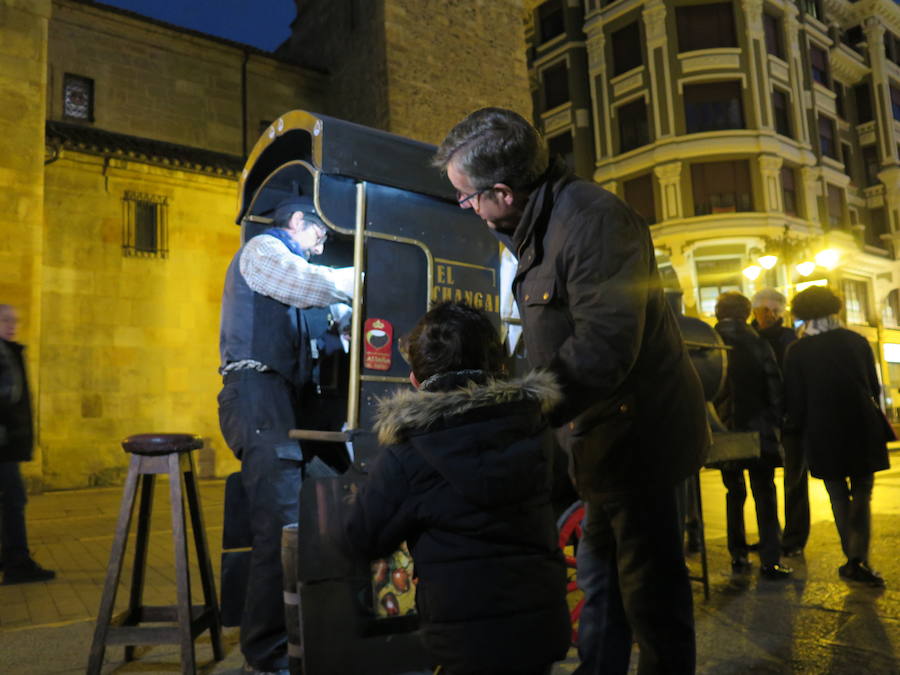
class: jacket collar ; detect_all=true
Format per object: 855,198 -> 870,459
373,370 -> 561,445
510,158 -> 573,263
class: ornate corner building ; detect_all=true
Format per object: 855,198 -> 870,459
526,0 -> 900,421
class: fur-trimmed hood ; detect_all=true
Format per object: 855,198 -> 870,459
374,370 -> 561,445
373,370 -> 562,509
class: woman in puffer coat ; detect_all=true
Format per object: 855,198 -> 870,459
344,302 -> 570,675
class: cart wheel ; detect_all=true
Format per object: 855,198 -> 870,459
556,500 -> 585,646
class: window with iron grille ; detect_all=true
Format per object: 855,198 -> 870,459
63,74 -> 94,122
122,192 -> 168,258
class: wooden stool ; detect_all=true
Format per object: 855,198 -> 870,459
87,433 -> 224,674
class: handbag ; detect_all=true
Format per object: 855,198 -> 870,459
704,430 -> 761,469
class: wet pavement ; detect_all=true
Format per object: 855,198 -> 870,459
1,459 -> 898,674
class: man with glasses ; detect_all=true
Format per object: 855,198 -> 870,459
217,197 -> 353,675
434,108 -> 708,675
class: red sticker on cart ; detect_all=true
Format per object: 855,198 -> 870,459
364,318 -> 393,371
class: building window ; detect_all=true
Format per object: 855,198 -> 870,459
891,85 -> 900,122
834,82 -> 846,119
691,160 -> 752,216
547,130 -> 575,171
818,115 -> 836,159
854,82 -> 873,123
763,12 -> 783,59
867,207 -> 889,248
538,0 -> 565,44
618,98 -> 649,153
542,61 -> 570,110
781,165 -> 797,216
623,173 -> 656,225
809,45 -> 829,87
772,89 -> 791,138
884,290 -> 900,328
122,192 -> 168,258
826,184 -> 844,228
886,31 -> 900,68
842,279 -> 870,325
611,21 -> 642,76
675,3 -> 736,53
841,142 -> 854,183
798,0 -> 822,22
684,81 -> 744,134
63,74 -> 94,122
695,257 -> 743,316
862,144 -> 880,187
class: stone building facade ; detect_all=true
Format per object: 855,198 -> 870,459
526,0 -> 900,421
1,0 -> 533,490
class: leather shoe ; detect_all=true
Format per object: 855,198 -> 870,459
731,556 -> 752,574
2,558 -> 55,585
760,563 -> 793,580
839,560 -> 885,588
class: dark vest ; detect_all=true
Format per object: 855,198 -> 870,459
219,241 -> 310,388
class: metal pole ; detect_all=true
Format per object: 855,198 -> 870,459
346,182 -> 367,430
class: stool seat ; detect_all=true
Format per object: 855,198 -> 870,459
122,433 -> 203,456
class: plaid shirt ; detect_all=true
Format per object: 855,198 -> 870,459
239,234 -> 353,308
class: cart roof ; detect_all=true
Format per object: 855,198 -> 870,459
236,110 -> 454,224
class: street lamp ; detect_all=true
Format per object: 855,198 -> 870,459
741,224 -> 839,294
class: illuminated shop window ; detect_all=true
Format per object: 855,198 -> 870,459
122,192 -> 168,259
63,74 -> 94,122
696,257 -> 743,316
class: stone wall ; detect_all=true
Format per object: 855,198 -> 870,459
41,153 -> 242,487
49,0 -> 327,156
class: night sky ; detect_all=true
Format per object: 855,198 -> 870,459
98,0 -> 296,52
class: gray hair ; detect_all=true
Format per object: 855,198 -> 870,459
751,288 -> 786,310
432,107 -> 549,192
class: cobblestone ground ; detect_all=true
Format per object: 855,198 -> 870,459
1,462 -> 898,674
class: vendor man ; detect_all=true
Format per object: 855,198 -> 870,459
217,197 -> 353,674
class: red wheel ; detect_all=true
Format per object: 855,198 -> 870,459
556,501 -> 584,645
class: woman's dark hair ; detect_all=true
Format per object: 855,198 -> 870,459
791,285 -> 842,321
401,302 -> 504,382
715,291 -> 751,322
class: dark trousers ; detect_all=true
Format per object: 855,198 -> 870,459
574,485 -> 695,675
781,435 -> 809,551
823,474 -> 874,563
0,461 -> 29,564
218,370 -> 336,671
720,464 -> 781,566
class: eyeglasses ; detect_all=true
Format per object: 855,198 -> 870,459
457,188 -> 489,208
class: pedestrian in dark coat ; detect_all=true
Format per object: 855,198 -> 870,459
344,303 -> 570,675
434,108 -> 708,675
0,304 -> 56,584
784,285 -> 891,587
713,292 -> 791,579
751,288 -> 807,556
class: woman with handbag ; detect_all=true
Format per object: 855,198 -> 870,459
713,292 -> 792,580
784,285 -> 891,588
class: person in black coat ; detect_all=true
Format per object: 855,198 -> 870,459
0,304 -> 55,585
750,288 -> 806,556
784,286 -> 891,587
344,302 -> 570,675
713,292 -> 791,579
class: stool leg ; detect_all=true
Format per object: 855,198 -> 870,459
169,453 -> 196,675
695,470 -> 710,600
183,453 -> 224,660
125,473 -> 156,662
87,456 -> 141,675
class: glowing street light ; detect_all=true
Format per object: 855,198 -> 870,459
795,260 -> 816,277
742,264 -> 763,280
814,248 -> 840,270
758,255 -> 778,269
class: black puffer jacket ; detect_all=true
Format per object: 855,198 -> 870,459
713,319 -> 783,466
345,371 -> 570,674
0,339 -> 34,463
